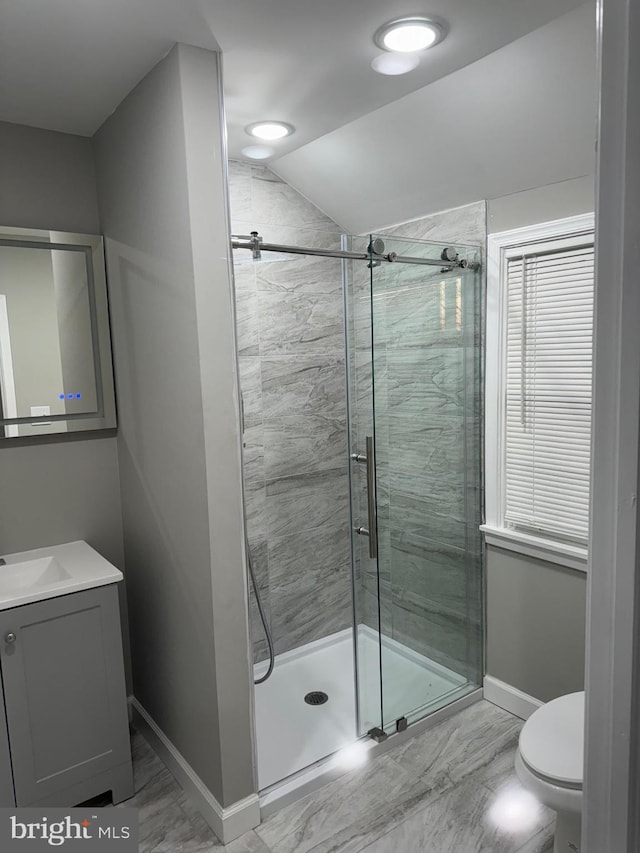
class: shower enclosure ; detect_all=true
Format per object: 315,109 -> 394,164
345,233 -> 483,740
232,222 -> 483,794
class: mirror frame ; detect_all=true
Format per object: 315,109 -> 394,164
0,226 -> 116,436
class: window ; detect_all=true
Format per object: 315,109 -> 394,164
483,214 -> 595,571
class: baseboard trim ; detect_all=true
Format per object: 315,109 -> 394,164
483,675 -> 543,720
129,697 -> 260,843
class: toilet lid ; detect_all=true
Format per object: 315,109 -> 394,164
519,691 -> 584,786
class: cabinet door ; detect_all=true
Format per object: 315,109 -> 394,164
0,585 -> 131,806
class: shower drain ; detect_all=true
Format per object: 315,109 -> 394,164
304,691 -> 329,706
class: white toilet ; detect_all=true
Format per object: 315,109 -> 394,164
515,691 -> 584,853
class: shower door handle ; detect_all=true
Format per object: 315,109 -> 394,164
365,436 -> 378,560
351,437 -> 378,559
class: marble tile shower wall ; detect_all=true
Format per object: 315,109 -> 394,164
351,204 -> 486,680
228,161 -> 352,661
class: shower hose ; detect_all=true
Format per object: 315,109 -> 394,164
246,531 -> 275,684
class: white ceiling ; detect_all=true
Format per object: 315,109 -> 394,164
0,0 -> 219,136
1,0 -> 586,145
216,0 -> 588,161
0,0 -> 596,231
273,3 -> 597,232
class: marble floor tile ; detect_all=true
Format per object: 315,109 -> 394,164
478,744 -> 530,795
130,728 -> 166,793
119,767 -> 205,853
387,701 -> 522,794
357,775 -> 553,853
253,701 -> 544,853
88,727 -> 276,853
148,829 -> 271,853
98,702 -> 551,853
255,752 -> 433,853
222,832 -> 273,853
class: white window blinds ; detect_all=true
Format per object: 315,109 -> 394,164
504,235 -> 594,544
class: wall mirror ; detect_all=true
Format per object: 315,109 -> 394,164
0,226 -> 116,438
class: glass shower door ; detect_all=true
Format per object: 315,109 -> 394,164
346,233 -> 483,737
344,235 -> 384,737
371,233 -> 483,730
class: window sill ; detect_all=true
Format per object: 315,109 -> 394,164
479,524 -> 588,573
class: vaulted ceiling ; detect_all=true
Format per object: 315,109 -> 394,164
0,0 -> 596,230
272,3 -> 597,231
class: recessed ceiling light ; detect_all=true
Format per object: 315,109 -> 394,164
371,53 -> 420,76
241,145 -> 275,160
374,17 -> 447,53
245,121 -> 294,141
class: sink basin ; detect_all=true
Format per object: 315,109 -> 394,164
0,557 -> 71,593
0,541 -> 122,609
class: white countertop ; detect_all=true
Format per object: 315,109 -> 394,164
0,540 -> 122,610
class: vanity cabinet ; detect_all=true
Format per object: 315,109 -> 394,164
0,671 -> 13,805
0,583 -> 133,807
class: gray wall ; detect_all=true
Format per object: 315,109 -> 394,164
0,121 -> 100,234
484,177 -> 594,701
0,438 -> 123,566
94,46 -> 254,809
0,120 -> 125,574
487,175 -> 595,233
486,546 -> 587,702
228,161 -> 351,661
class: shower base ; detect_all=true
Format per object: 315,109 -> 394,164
253,626 -> 468,790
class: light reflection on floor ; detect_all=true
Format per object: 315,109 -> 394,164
487,780 -> 546,834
